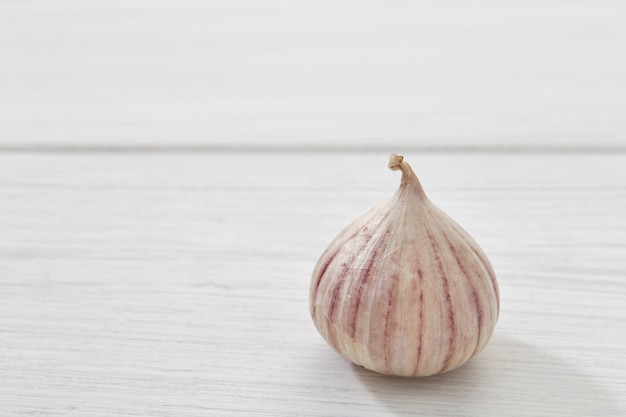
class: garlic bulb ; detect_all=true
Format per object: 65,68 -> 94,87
310,154 -> 499,377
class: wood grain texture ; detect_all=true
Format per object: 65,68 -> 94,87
1,152 -> 624,416
1,0 -> 626,150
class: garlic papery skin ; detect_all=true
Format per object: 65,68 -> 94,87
310,154 -> 499,377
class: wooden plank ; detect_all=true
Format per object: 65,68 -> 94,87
1,1 -> 625,149
1,152 -> 624,416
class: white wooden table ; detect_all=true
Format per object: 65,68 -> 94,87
1,2 -> 625,416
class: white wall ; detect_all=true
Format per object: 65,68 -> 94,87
1,0 -> 625,150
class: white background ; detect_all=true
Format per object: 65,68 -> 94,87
1,0 -> 625,149
1,2 -> 625,416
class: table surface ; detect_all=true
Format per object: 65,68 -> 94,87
1,2 -> 625,416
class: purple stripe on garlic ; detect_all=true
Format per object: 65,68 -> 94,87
310,154 -> 499,377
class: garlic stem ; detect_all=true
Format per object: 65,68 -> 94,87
388,153 -> 426,198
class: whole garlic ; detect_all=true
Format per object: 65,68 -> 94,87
310,154 -> 499,377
